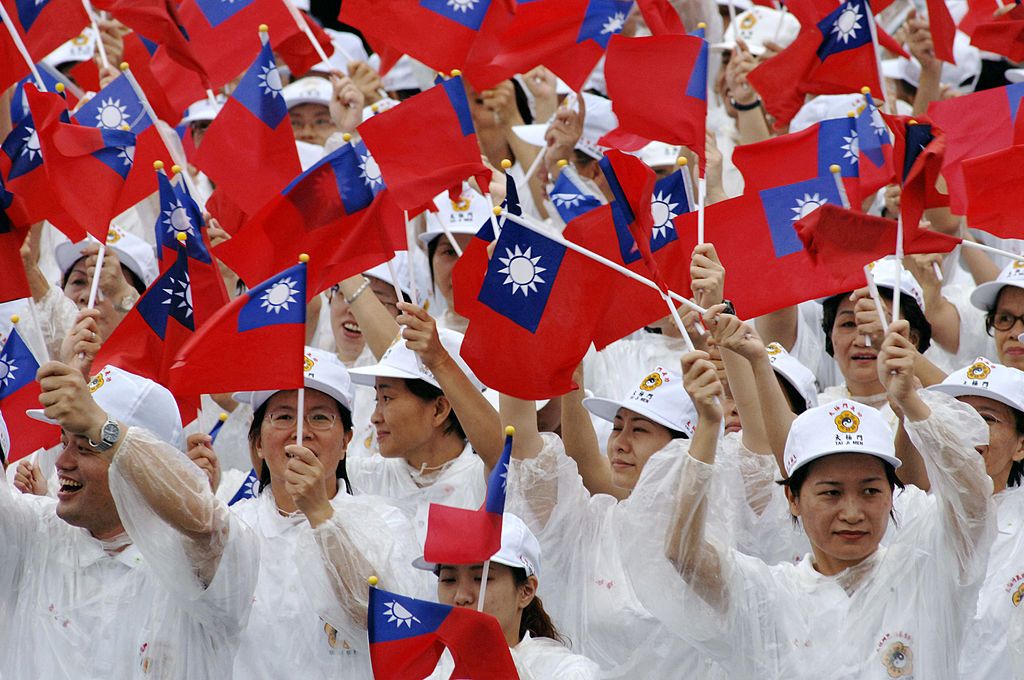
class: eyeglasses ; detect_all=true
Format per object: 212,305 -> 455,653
990,311 -> 1024,333
265,410 -> 338,431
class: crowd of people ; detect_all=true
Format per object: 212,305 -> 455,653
1,0 -> 1023,677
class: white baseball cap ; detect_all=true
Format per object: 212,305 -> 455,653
929,357 -> 1024,413
765,342 -> 818,412
55,226 -> 159,288
364,252 -> 413,299
283,76 -> 333,109
44,29 -> 96,68
881,33 -> 982,96
789,93 -> 864,133
349,328 -> 484,391
418,184 -> 492,247
866,257 -> 926,314
362,97 -> 400,121
583,366 -> 698,437
639,141 -> 682,169
233,347 -> 356,414
307,28 -> 370,76
0,411 -> 9,461
512,92 -> 619,161
713,7 -> 801,56
27,365 -> 184,451
180,95 -> 225,125
783,399 -> 898,477
413,513 -> 542,577
970,260 -> 1024,311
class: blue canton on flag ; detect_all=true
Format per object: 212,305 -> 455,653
760,175 -> 845,258
816,0 -> 873,59
368,588 -> 450,643
901,123 -> 935,181
1,116 -> 43,179
238,262 -> 307,331
856,92 -> 889,168
73,74 -> 153,135
228,468 -> 259,505
419,0 -> 491,30
156,171 -> 212,262
233,42 -> 289,129
353,141 -> 385,197
136,247 -> 195,337
483,430 -> 512,514
686,27 -> 709,101
477,219 -> 564,333
817,117 -> 859,177
440,76 -> 476,137
549,168 -> 602,224
578,0 -> 633,48
10,64 -> 68,126
330,141 -> 376,214
14,0 -> 48,32
194,0 -> 256,28
0,327 -> 38,398
91,128 -> 136,179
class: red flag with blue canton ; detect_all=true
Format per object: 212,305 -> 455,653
195,37 -> 301,216
26,85 -> 137,242
214,140 -> 403,298
9,63 -> 79,128
548,165 -> 603,224
884,115 -> 947,231
854,90 -> 894,199
169,260 -> 307,395
0,0 -> 89,93
423,428 -> 511,564
357,76 -> 491,213
368,585 -> 518,680
0,325 -> 59,463
94,243 -> 202,421
599,31 -> 708,170
928,81 -> 1024,214
1,109 -> 57,229
600,150 -> 664,286
748,0 -> 883,127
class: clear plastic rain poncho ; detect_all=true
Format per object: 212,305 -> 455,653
425,631 -> 601,679
505,431 -> 785,679
629,390 -> 996,680
0,427 -> 260,679
231,486 -> 430,679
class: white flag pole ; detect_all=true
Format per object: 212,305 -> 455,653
404,211 -> 420,305
892,213 -> 904,326
864,264 -> 890,335
476,560 -> 491,612
829,163 -> 851,209
81,0 -> 110,69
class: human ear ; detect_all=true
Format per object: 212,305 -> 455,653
518,575 -> 538,610
785,486 -> 801,521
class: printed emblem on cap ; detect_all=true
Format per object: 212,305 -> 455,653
740,13 -> 757,30
1012,582 -> 1024,606
880,640 -> 913,677
835,409 -> 860,433
766,342 -> 783,356
1013,260 -> 1024,270
639,372 -> 664,391
71,33 -> 90,46
450,196 -> 471,212
303,354 -> 316,373
88,368 -> 112,393
966,361 -> 991,381
106,227 -> 123,244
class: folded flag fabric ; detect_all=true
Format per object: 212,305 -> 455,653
0,325 -> 60,463
962,143 -> 1024,239
0,0 -> 89,93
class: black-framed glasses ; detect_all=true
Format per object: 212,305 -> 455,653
265,410 -> 338,431
989,311 -> 1024,333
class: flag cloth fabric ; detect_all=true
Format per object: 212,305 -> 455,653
93,244 -> 202,420
195,38 -> 301,215
0,325 -> 60,463
168,261 -> 307,396
925,0 -> 957,63
367,586 -> 518,680
71,71 -> 170,217
227,468 -> 259,506
26,86 -> 137,242
0,179 -> 30,303
885,115 -> 948,231
1,109 -> 56,230
748,0 -> 883,127
9,62 -> 79,127
423,429 -> 512,565
928,81 -> 1024,214
598,33 -> 708,169
120,32 -> 200,124
968,4 -> 1024,62
636,0 -> 686,34
962,143 -> 1024,239
854,90 -> 895,197
213,141 -> 403,298
549,166 -> 604,224
456,216 -> 617,399
357,76 -> 491,212
0,0 -> 89,92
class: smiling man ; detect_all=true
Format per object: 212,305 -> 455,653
0,362 -> 259,679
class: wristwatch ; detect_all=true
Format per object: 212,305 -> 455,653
88,417 -> 121,452
730,97 -> 762,112
114,290 -> 139,313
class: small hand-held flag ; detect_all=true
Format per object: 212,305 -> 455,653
0,318 -> 60,463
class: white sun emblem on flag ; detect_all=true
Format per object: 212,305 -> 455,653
257,63 -> 283,97
552,193 -> 584,209
446,0 -> 478,12
162,272 -> 193,318
791,193 -> 828,221
0,353 -> 18,389
869,106 -> 889,138
650,190 -> 680,239
841,131 -> 859,164
260,277 -> 300,313
95,98 -> 129,130
498,461 -> 508,490
20,127 -> 41,161
498,245 -> 546,297
163,198 -> 194,235
383,601 -> 421,628
601,11 -> 626,34
831,4 -> 863,43
117,145 -> 135,167
358,151 -> 383,190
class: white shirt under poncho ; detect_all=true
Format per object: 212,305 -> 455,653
0,427 -> 260,679
425,632 -> 600,679
231,487 -> 427,679
631,390 -> 995,680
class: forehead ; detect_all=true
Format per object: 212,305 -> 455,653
995,286 -> 1024,310
266,387 -> 336,410
289,102 -> 330,118
958,394 -> 1015,417
375,377 -> 411,393
805,452 -> 887,480
368,277 -> 398,300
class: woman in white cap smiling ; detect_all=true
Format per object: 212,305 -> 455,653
411,513 -> 599,679
209,346 -> 422,679
639,321 -> 994,679
970,261 -> 1024,373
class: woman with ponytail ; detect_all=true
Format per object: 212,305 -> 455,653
414,513 -> 599,679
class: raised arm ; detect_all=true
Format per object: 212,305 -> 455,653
555,365 -> 624,499
337,274 -> 402,359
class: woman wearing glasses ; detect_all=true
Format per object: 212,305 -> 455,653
970,262 -> 1024,372
219,346 -> 423,679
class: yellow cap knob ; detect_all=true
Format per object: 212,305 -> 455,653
258,23 -> 269,32
450,69 -> 462,77
171,164 -> 182,175
176,232 -> 187,242
829,164 -> 841,174
10,315 -> 20,324
219,412 -> 229,422
908,119 -> 918,126
860,86 -> 871,95
55,83 -> 65,93
492,205 -> 503,216
847,111 -> 856,117
697,21 -> 707,28
557,159 -> 568,168
368,576 -> 379,586
119,61 -> 129,71
505,425 -> 515,436
299,253 -> 310,263
153,160 -> 165,170
501,159 -> 512,169
342,132 -> 352,142
677,156 -> 688,167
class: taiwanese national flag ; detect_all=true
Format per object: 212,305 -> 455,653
886,115 -> 948,232
548,165 -> 603,224
0,0 -> 89,93
357,76 -> 491,213
968,4 -> 1024,62
339,0 -> 514,80
928,82 -> 1024,214
0,326 -> 60,463
423,428 -> 511,564
598,32 -> 708,170
93,244 -> 202,421
26,86 -> 137,242
121,32 -> 203,124
464,0 -> 634,91
71,71 -> 170,217
168,261 -> 306,395
0,110 -> 55,230
457,216 -> 616,399
9,63 -> 79,127
962,143 -> 1024,239
0,179 -> 30,303
367,586 -> 518,680
214,140 -> 403,298
195,38 -> 301,216
854,91 -> 894,198
748,0 -> 883,127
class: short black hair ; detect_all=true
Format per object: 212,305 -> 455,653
778,455 -> 905,526
405,378 -> 467,441
821,288 -> 931,356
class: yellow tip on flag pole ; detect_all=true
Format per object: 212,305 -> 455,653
119,62 -> 129,72
55,82 -> 65,94
908,119 -> 918,126
10,315 -> 19,324
219,412 -> 229,422
861,86 -> 871,95
501,158 -> 512,170
299,253 -> 310,263
450,69 -> 462,77
505,425 -> 515,436
676,156 -> 688,167
368,576 -> 379,587
829,164 -> 850,209
176,232 -> 187,243
342,132 -> 352,143
557,159 -> 568,168
171,165 -> 182,175
153,160 -> 165,170
258,23 -> 269,32
697,21 -> 707,28
492,205 -> 503,217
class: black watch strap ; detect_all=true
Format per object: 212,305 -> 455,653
730,98 -> 762,112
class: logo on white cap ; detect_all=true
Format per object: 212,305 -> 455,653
829,401 -> 865,445
966,360 -> 992,383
